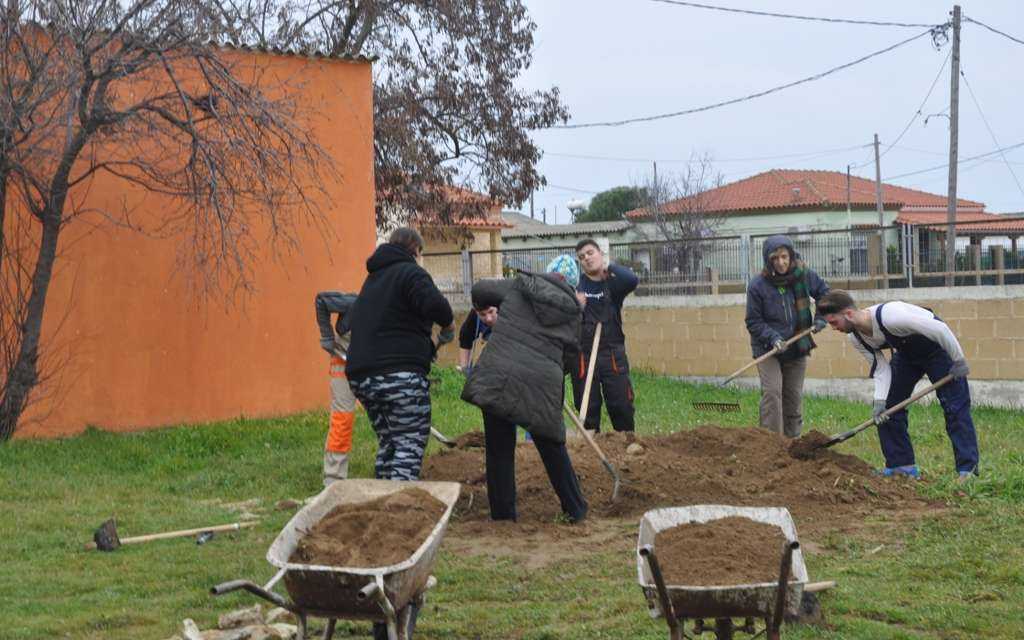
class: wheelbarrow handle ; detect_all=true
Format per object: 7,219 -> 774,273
210,579 -> 298,613
639,545 -> 682,640
720,327 -> 814,387
824,374 -> 953,448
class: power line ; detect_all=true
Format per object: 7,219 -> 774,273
960,67 -> 1024,198
544,143 -> 872,164
884,139 -> 1024,180
549,28 -> 942,130
964,15 -> 1024,47
851,50 -> 950,169
649,0 -> 939,28
544,183 -> 599,194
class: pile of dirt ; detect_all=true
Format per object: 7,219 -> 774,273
787,430 -> 838,460
422,425 -> 934,538
453,430 -> 486,449
654,517 -> 793,586
289,488 -> 446,568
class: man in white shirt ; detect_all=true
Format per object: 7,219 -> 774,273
816,290 -> 979,481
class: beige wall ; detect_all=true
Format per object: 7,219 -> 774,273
621,287 -> 1024,381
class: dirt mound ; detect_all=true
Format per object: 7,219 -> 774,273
422,425 -> 933,538
289,488 -> 446,568
452,430 -> 486,449
655,517 -> 793,586
788,430 -> 837,460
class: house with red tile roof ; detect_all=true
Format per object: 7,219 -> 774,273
623,169 -> 1024,283
384,184 -> 511,292
625,169 -> 987,233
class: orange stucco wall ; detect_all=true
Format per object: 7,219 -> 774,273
17,52 -> 375,437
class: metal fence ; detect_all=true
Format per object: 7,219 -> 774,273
422,218 -> 1024,299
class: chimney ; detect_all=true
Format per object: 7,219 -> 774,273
791,186 -> 801,201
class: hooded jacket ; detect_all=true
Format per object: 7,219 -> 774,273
345,243 -> 454,379
461,272 -> 581,442
745,235 -> 830,360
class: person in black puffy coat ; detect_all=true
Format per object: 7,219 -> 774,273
461,258 -> 588,523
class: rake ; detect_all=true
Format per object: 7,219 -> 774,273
694,326 -> 817,412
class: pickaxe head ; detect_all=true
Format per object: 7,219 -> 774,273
93,518 -> 120,551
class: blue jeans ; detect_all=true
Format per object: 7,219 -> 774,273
880,350 -> 979,473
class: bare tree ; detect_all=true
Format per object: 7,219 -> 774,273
633,153 -> 727,284
0,0 -> 332,440
216,0 -> 568,228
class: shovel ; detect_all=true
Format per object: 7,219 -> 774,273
564,401 -> 623,502
578,322 -> 602,428
807,374 -> 953,453
430,426 -> 456,448
696,327 -> 816,412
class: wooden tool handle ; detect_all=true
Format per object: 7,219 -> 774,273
564,401 -> 612,466
830,374 -> 953,445
578,322 -> 602,425
85,521 -> 257,550
721,326 -> 815,386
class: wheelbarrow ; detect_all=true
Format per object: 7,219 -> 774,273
212,479 -> 461,640
636,505 -> 809,640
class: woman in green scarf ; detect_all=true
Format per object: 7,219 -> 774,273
744,235 -> 831,437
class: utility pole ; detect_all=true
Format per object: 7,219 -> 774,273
873,133 -> 887,288
846,164 -> 853,230
945,5 -> 962,286
530,190 -> 535,220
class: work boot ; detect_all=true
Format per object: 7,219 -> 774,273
957,470 -> 978,485
876,464 -> 920,479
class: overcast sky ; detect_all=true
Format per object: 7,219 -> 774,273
516,0 -> 1024,224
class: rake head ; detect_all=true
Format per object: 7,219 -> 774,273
693,401 -> 741,412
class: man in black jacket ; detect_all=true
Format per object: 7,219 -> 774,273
572,239 -> 640,441
346,227 -> 455,482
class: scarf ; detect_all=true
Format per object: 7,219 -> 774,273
765,260 -> 815,356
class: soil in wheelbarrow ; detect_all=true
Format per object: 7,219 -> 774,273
655,517 -> 795,586
289,488 -> 447,568
422,425 -> 936,541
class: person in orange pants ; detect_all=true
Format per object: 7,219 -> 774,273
315,291 -> 358,486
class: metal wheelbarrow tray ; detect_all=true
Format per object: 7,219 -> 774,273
636,505 -> 809,639
213,479 -> 461,640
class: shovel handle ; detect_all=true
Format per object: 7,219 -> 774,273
721,327 -> 815,386
826,374 -> 954,447
563,401 -> 612,467
578,322 -> 602,425
85,521 -> 257,550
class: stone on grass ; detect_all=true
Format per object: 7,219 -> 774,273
269,623 -> 299,639
265,608 -> 295,625
218,605 -> 263,629
181,619 -> 204,640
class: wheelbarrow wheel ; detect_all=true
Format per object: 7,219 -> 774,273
371,602 -> 420,640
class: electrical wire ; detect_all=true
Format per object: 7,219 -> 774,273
884,139 -> 1024,180
960,67 -> 1024,198
850,50 -> 950,169
544,183 -> 599,194
548,28 -> 941,129
964,15 -> 1024,47
544,143 -> 872,164
648,0 -> 939,28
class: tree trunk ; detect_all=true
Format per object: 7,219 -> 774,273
0,215 -> 60,441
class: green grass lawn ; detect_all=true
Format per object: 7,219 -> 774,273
1,368 -> 1022,639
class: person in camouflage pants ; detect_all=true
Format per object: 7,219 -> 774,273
349,373 -> 432,481
346,227 -> 455,484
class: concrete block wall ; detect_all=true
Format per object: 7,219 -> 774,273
442,285 -> 1024,407
621,285 -> 1024,383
